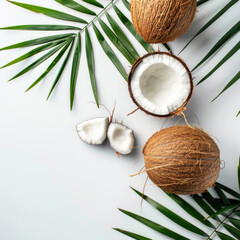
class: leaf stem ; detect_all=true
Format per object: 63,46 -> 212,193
207,208 -> 238,239
80,0 -> 116,34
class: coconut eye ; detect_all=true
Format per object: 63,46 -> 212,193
76,117 -> 109,145
107,123 -> 135,155
129,52 -> 193,117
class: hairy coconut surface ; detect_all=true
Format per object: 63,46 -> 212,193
143,126 -> 220,195
128,52 -> 193,117
131,0 -> 197,43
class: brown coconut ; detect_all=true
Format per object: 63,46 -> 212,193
131,0 -> 197,43
143,126 -> 220,195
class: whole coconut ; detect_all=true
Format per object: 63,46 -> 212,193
131,0 -> 197,43
143,126 -> 220,195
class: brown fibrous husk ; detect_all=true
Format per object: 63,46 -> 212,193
131,0 -> 197,43
128,52 -> 193,118
143,126 -> 220,195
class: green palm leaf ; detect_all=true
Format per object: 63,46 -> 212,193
0,24 -> 81,31
215,185 -> 231,206
92,23 -> 127,80
98,19 -> 135,64
180,0 -> 238,53
113,228 -> 152,240
206,203 -> 240,219
70,33 -> 81,110
85,28 -> 99,107
215,183 -> 240,199
192,21 -> 240,71
202,191 -> 222,211
197,41 -> 240,85
0,33 -> 74,51
112,4 -> 153,53
223,223 -> 240,239
122,0 -> 130,11
192,195 -> 221,222
1,39 -> 65,69
105,12 -> 139,60
55,0 -> 96,15
216,231 -> 236,240
197,0 -> 211,6
132,188 -> 208,237
212,71 -> 240,102
47,39 -> 75,100
238,156 -> 240,191
26,39 -> 73,92
229,218 -> 240,230
9,41 -> 67,81
81,0 -> 103,8
236,111 -> 240,117
8,1 -> 87,24
119,209 -> 190,240
166,193 -> 214,228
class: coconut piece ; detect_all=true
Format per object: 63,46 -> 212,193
107,123 -> 134,155
76,117 -> 109,145
143,126 -> 220,195
131,0 -> 196,43
128,52 -> 193,117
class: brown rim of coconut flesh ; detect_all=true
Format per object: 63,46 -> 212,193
128,52 -> 193,118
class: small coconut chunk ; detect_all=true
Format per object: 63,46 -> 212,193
76,117 -> 109,145
107,123 -> 134,155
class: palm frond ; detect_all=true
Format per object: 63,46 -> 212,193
197,0 -> 211,6
216,231 -> 236,240
1,39 -> 65,69
0,24 -> 81,31
47,39 -> 75,100
119,209 -> 190,240
113,228 -> 152,240
81,0 -> 103,8
192,21 -> 240,71
85,28 -> 99,107
0,0 -> 238,111
26,38 -> 73,92
180,0 -> 238,54
0,33 -> 74,51
55,0 -> 96,15
117,158 -> 240,240
166,192 -> 214,228
9,41 -> 68,81
92,23 -> 127,80
8,1 -> 87,23
211,71 -> 240,102
223,223 -> 240,238
132,187 -> 208,237
197,41 -> 240,85
70,33 -> 81,110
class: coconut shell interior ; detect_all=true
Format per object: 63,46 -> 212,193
128,52 -> 193,118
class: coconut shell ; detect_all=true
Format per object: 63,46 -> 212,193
143,126 -> 220,195
128,52 -> 193,118
131,0 -> 197,43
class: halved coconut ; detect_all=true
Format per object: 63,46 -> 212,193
107,123 -> 134,155
76,117 -> 109,145
128,52 -> 193,117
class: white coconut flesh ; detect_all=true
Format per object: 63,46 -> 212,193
130,54 -> 191,115
107,123 -> 134,155
76,117 -> 109,145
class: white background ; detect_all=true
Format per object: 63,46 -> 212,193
0,0 -> 239,239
